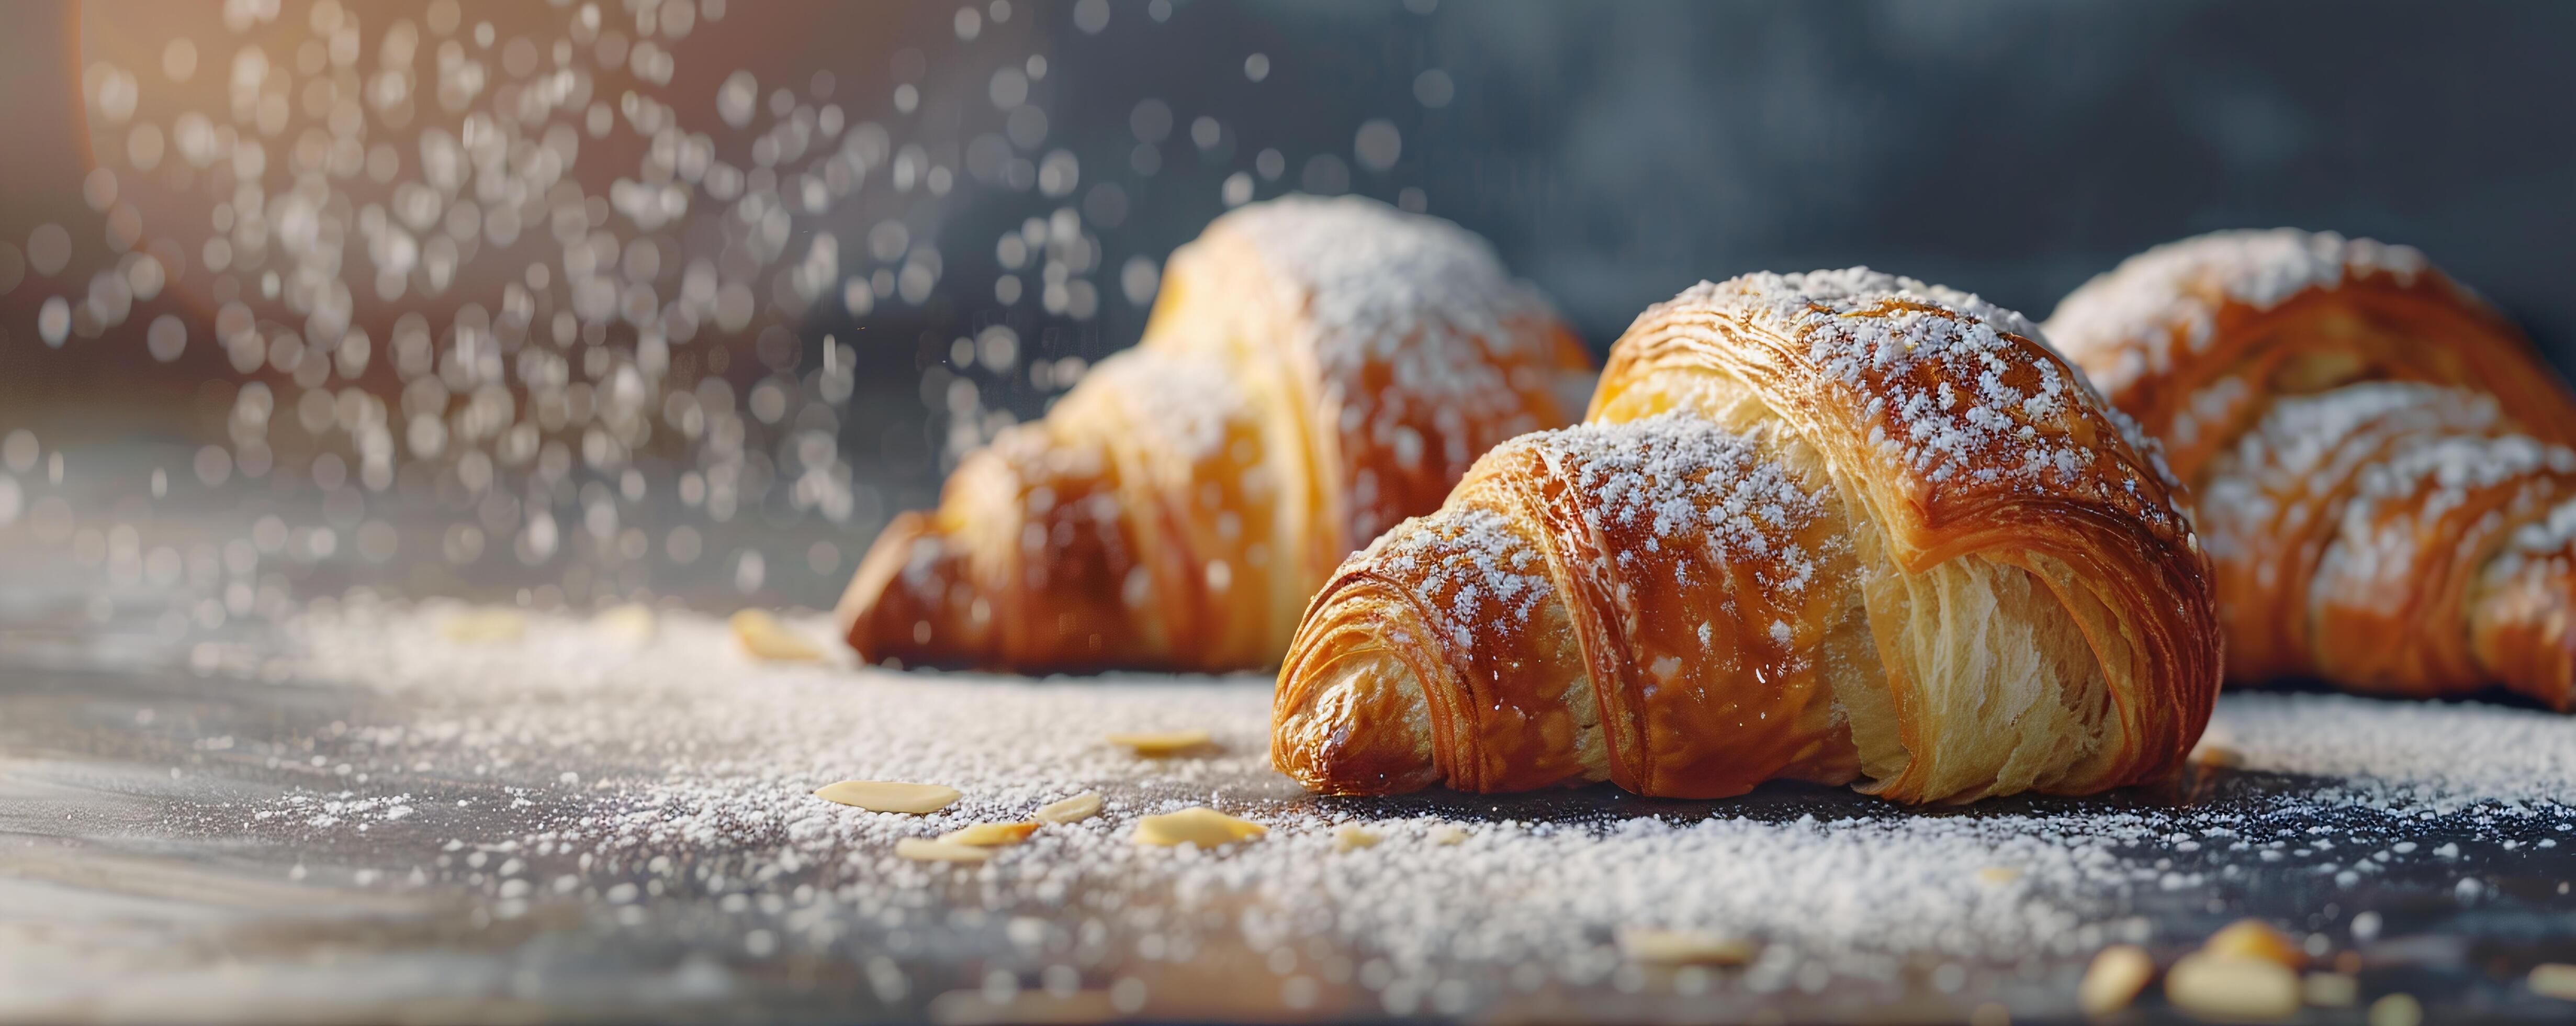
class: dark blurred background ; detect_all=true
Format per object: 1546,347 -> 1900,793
4,0 -> 2574,610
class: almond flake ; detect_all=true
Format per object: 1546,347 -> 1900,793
1104,730 -> 1214,756
2165,952 -> 2299,1021
2368,994 -> 2423,1026
1617,927 -> 1757,966
2202,919 -> 2305,969
1032,791 -> 1103,824
731,609 -> 824,661
815,780 -> 962,814
895,837 -> 993,863
2303,972 -> 2358,1008
939,821 -> 1039,847
594,603 -> 657,643
1334,825 -> 1382,852
2532,963 -> 2576,1001
2078,944 -> 2155,1016
1133,807 -> 1265,847
438,609 -> 526,643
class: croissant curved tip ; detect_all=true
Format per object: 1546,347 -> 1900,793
838,511 -> 938,665
1273,585 -> 1444,795
2470,571 -> 2576,713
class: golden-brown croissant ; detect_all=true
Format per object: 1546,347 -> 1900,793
2046,229 -> 2576,710
1273,270 -> 2221,804
839,196 -> 1596,673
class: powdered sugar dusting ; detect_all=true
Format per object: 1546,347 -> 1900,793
1222,195 -> 1584,542
1646,270 -> 2182,536
2046,229 -> 2450,398
2210,693 -> 2576,812
2174,369 -> 2576,704
2219,384 -> 2502,490
2200,381 -> 2576,609
1526,412 -> 1830,596
2493,496 -> 2576,585
1078,349 -> 1249,464
2315,423 -> 2576,602
1363,506 -> 1554,650
194,604 -> 2576,1018
2196,383 -> 2505,563
1227,195 -> 1545,373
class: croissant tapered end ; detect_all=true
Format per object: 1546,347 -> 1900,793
2470,553 -> 2576,713
838,426 -> 1168,674
838,509 -> 1049,672
1272,576 -> 1447,795
838,511 -> 978,670
837,505 -> 1156,675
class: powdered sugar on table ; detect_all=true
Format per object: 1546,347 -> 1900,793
132,600 -> 2574,1019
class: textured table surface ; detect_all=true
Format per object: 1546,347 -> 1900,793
4,580 -> 2576,1024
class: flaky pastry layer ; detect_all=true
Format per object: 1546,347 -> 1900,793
2048,229 -> 2576,709
1276,270 -> 2221,803
840,196 -> 1595,673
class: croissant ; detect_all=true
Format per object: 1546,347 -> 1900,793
2046,229 -> 2576,710
1273,270 -> 2221,804
838,195 -> 1596,673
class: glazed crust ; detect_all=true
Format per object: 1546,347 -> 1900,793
838,196 -> 1595,673
1275,270 -> 2221,804
2047,229 -> 2576,710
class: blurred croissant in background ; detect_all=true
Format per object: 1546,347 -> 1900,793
1274,270 -> 2221,804
2049,229 -> 2576,710
839,195 -> 1596,674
